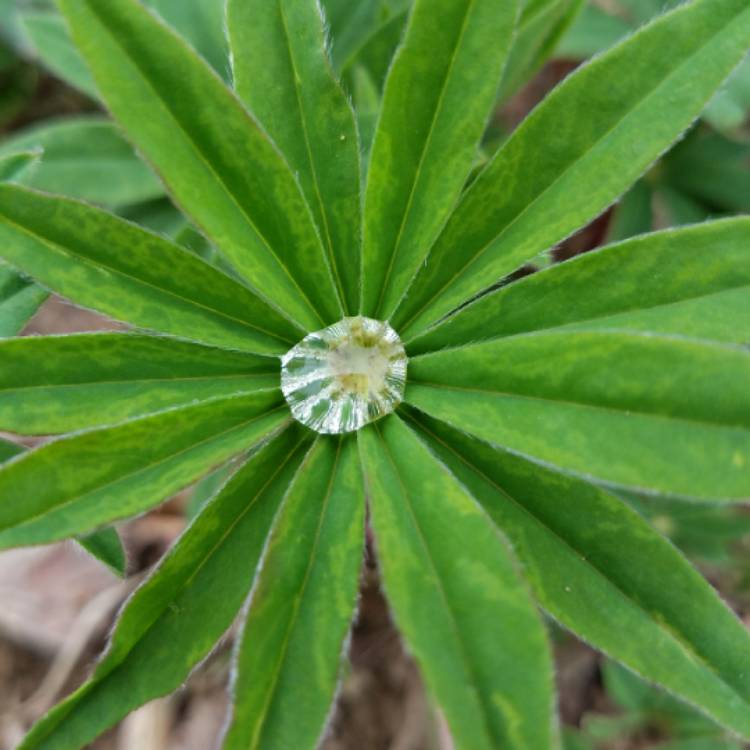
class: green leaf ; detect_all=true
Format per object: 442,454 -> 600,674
0,265 -> 48,337
339,10 -> 408,94
228,0 -> 362,315
393,0 -> 750,337
0,149 -> 41,181
0,436 -> 23,463
20,12 -> 99,98
19,426 -> 311,750
0,184 -> 299,354
358,416 -> 555,750
0,436 -> 126,575
79,528 -> 127,577
605,179 -> 653,243
407,410 -> 750,740
361,0 -> 519,319
146,0 -> 229,77
224,436 -> 365,750
498,0 -> 585,102
0,390 -> 288,549
407,219 -> 750,355
0,333 -> 279,434
663,128 -> 750,214
57,0 -> 342,331
408,330 -> 750,500
0,117 -> 164,208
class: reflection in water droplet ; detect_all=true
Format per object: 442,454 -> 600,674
281,316 -> 407,434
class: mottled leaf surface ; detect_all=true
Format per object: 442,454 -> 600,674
359,417 -> 555,750
0,391 -> 287,548
409,411 -> 750,739
19,428 -> 311,750
0,333 -> 279,434
57,0 -> 341,330
407,219 -> 750,354
229,0 -> 361,314
408,330 -> 750,499
394,0 -> 750,336
361,0 -> 519,319
224,436 -> 365,750
0,185 -> 298,354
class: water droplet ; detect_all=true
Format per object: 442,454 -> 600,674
281,316 -> 407,434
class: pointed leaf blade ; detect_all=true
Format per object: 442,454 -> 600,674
394,0 -> 750,336
223,436 -> 365,750
361,0 -> 519,319
228,0 -> 362,315
409,411 -> 750,739
408,330 -> 750,499
359,416 -> 556,750
0,184 -> 298,354
57,0 -> 341,330
0,333 -> 279,434
407,219 -> 750,354
19,427 -> 311,750
0,390 -> 288,548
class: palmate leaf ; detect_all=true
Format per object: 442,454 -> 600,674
407,219 -> 750,354
359,416 -> 555,750
0,184 -> 299,354
228,0 -> 362,315
0,391 -> 287,548
391,0 -> 750,337
0,265 -> 47,337
0,117 -> 164,208
0,436 -> 126,576
224,436 -> 364,750
19,426 -> 311,750
360,0 -> 519,320
0,333 -> 279,434
408,330 -> 750,500
57,0 -> 342,331
408,411 -> 750,739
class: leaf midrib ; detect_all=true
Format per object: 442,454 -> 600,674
396,2 -> 750,333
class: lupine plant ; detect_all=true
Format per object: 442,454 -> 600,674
1,0 -> 750,748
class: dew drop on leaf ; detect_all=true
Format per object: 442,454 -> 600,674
281,316 -> 407,434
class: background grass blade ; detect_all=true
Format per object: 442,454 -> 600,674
361,0 -> 519,320
229,0 -> 362,315
407,219 -> 750,355
0,391 -> 288,548
223,436 -> 365,750
0,333 -> 280,434
57,0 -> 342,330
0,117 -> 164,208
408,411 -> 750,739
359,416 -> 556,750
19,427 -> 311,750
0,184 -> 299,354
392,0 -> 750,337
408,330 -> 750,500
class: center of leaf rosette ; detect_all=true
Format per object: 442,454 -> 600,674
280,316 -> 407,435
